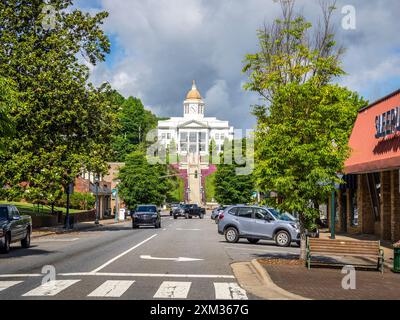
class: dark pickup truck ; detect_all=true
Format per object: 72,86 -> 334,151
173,204 -> 206,220
0,205 -> 32,254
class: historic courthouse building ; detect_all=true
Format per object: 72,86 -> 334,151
158,81 -> 234,204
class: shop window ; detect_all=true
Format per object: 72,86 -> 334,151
350,188 -> 358,226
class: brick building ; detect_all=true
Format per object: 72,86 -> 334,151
75,172 -> 112,219
103,162 -> 125,216
329,89 -> 400,243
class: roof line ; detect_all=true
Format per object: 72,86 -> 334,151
359,88 -> 400,112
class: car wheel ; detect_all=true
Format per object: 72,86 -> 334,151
21,228 -> 31,249
189,216 -> 193,219
132,224 -> 138,229
247,238 -> 260,244
225,227 -> 239,243
1,233 -> 10,254
174,215 -> 177,220
275,230 -> 291,247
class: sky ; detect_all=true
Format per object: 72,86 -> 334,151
74,0 -> 400,131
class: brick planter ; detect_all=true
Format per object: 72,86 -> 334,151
31,215 -> 58,228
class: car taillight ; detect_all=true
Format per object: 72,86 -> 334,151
219,213 -> 224,220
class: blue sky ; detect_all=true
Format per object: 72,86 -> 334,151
73,0 -> 400,130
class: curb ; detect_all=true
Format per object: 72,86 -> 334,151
31,221 -> 126,239
250,259 -> 310,300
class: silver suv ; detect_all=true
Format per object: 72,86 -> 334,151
217,206 -> 300,247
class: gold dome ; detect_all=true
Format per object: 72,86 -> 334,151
186,80 -> 202,100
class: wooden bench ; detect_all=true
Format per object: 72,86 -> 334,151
306,238 -> 385,273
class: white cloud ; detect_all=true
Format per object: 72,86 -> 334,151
83,0 -> 400,130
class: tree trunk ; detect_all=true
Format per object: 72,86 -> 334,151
299,214 -> 307,261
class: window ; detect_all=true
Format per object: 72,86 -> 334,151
220,134 -> 225,140
228,207 -> 238,216
161,133 -> 167,139
180,143 -> 187,152
199,132 -> 206,143
215,133 -> 220,140
350,188 -> 358,226
189,132 -> 197,143
199,144 -> 206,152
237,207 -> 253,219
180,133 -> 188,142
254,208 -> 268,220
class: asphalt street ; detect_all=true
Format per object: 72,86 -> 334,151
0,213 -> 299,300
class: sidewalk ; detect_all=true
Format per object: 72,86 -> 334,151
259,259 -> 400,300
32,218 -> 129,239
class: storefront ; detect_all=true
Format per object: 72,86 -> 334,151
330,89 -> 400,242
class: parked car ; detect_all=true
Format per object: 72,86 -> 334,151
131,205 -> 161,229
211,206 -> 229,224
0,205 -> 32,254
169,203 -> 180,216
173,204 -> 205,219
217,205 -> 301,247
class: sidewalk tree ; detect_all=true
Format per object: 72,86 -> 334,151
0,0 -> 115,205
118,149 -> 172,208
243,0 -> 367,259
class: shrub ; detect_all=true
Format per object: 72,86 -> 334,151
57,192 -> 95,211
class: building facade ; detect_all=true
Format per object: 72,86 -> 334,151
158,81 -> 234,162
158,81 -> 234,205
330,89 -> 400,243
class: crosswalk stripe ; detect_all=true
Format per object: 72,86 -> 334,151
153,281 -> 191,299
88,280 -> 135,297
214,283 -> 248,300
22,280 -> 80,297
0,281 -> 23,292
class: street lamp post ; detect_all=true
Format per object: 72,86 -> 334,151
95,174 -> 100,225
114,179 -> 120,223
331,173 -> 344,240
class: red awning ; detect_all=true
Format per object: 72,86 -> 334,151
345,90 -> 400,174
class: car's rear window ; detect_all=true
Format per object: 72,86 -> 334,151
136,206 -> 157,212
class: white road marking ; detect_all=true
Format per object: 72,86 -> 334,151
154,281 -> 191,299
140,255 -> 203,262
90,234 -> 158,273
176,228 -> 201,231
0,281 -> 23,292
214,283 -> 248,300
22,280 -> 80,297
0,274 -> 42,278
88,280 -> 135,298
58,272 -> 235,279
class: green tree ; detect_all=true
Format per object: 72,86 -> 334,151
0,77 -> 17,152
243,1 -> 367,258
0,0 -> 114,206
111,96 -> 158,162
214,139 -> 254,205
118,149 -> 172,208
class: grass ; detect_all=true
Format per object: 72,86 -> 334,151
170,178 -> 185,202
0,201 -> 85,217
205,173 -> 216,202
